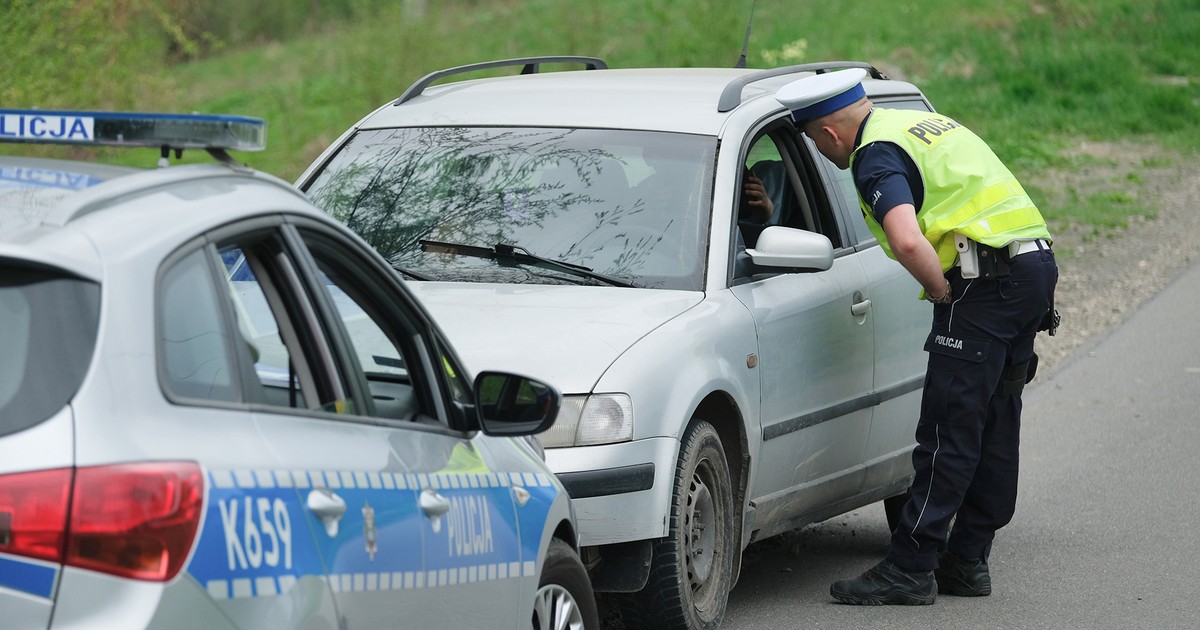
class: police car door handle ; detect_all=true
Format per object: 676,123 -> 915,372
307,488 -> 347,537
420,488 -> 451,518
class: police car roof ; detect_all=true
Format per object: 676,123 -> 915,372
357,66 -> 923,135
0,158 -> 318,280
0,155 -> 134,224
0,109 -> 317,277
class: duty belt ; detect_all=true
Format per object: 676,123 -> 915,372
1007,238 -> 1050,258
951,237 -> 1050,279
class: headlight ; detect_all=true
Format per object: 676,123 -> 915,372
538,393 -> 633,448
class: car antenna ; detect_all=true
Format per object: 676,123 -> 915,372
735,0 -> 758,68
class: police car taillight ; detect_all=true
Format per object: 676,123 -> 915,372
0,468 -> 72,563
0,462 -> 204,582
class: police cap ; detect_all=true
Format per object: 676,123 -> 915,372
775,68 -> 868,126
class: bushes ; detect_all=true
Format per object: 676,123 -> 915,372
2,0 -> 171,111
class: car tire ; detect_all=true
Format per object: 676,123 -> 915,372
534,538 -> 600,630
619,419 -> 734,630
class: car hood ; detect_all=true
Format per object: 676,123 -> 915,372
406,283 -> 702,393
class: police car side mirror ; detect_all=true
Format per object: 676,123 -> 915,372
473,371 -> 561,437
745,226 -> 834,271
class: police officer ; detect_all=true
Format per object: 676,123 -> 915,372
776,69 -> 1059,605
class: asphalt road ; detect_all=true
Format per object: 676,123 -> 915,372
720,260 -> 1200,629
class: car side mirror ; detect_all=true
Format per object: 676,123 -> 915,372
745,226 -> 834,271
473,371 -> 560,437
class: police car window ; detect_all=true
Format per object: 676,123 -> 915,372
302,241 -> 428,425
161,234 -> 349,413
160,248 -> 240,402
213,233 -> 356,415
319,269 -> 409,376
218,246 -> 306,408
0,266 -> 99,437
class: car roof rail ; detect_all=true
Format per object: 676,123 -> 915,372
393,56 -> 608,106
717,61 -> 887,112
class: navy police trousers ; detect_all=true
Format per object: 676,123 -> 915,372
887,246 -> 1058,571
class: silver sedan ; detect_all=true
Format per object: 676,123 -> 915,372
298,58 -> 933,629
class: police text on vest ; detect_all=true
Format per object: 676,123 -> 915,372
906,118 -> 961,145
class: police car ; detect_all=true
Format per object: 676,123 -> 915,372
296,57 -> 936,629
0,109 -> 597,630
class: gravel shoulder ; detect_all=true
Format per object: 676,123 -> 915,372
1027,141 -> 1200,377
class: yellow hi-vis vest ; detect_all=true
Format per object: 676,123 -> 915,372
849,108 -> 1051,273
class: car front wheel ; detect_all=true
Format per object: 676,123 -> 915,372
620,419 -> 735,630
534,538 -> 600,630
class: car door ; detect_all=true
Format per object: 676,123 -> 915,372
153,235 -> 342,630
812,97 -> 932,477
730,121 -> 876,525
281,222 -> 532,628
201,219 -> 452,630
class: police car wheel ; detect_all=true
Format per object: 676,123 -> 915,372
621,419 -> 734,630
534,538 -> 600,630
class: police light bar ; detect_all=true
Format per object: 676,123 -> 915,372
0,109 -> 266,152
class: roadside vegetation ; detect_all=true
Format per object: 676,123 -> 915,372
3,0 -> 1196,235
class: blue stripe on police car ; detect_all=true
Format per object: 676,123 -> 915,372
189,470 -> 323,600
0,553 -> 58,600
190,468 -> 558,599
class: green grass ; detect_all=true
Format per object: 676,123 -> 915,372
3,0 -> 1198,234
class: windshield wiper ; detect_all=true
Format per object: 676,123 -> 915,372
419,239 -> 636,288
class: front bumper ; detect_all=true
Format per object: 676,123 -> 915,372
544,436 -> 679,547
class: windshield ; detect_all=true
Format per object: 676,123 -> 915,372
305,127 -> 716,290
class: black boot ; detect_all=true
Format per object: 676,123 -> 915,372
830,559 -> 936,606
935,550 -> 991,596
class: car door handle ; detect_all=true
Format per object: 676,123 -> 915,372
307,488 -> 347,537
420,488 -> 451,534
420,488 -> 451,517
512,485 -> 531,507
851,298 -> 872,317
